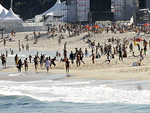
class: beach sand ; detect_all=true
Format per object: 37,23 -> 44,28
1,31 -> 150,81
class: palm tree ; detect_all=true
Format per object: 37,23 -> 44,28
40,14 -> 49,22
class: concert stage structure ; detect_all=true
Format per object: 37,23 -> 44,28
65,0 -> 113,23
36,0 -> 150,24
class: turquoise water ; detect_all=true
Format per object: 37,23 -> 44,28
0,95 -> 150,113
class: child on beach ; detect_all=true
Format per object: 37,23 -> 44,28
85,48 -> 88,57
45,57 -> 50,73
29,55 -> 32,63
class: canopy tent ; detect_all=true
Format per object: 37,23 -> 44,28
59,16 -> 67,22
0,9 -> 7,19
41,0 -> 66,17
42,0 -> 60,15
0,8 -> 22,22
0,4 -> 8,14
35,0 -> 67,22
129,16 -> 134,25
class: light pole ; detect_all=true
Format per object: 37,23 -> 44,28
11,0 -> 13,9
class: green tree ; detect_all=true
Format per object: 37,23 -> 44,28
0,0 -> 57,20
40,14 -> 49,22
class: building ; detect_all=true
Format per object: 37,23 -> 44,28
145,0 -> 150,9
111,0 -> 136,21
66,0 -> 90,23
135,0 -> 150,25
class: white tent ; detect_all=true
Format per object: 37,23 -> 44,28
35,0 -> 67,22
42,0 -> 67,17
42,0 -> 61,16
0,4 -> 8,14
59,16 -> 67,22
129,16 -> 134,25
0,9 -> 7,19
0,8 -> 22,22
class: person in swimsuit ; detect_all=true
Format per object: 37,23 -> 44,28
17,59 -> 23,72
24,58 -> 28,72
33,56 -> 38,72
14,54 -> 19,66
66,58 -> 70,73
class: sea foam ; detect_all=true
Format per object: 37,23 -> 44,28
0,79 -> 150,104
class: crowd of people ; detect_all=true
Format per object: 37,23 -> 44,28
1,23 -> 150,74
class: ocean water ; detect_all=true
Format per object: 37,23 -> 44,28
0,76 -> 150,113
0,49 -> 150,113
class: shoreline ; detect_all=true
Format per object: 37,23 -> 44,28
0,65 -> 150,81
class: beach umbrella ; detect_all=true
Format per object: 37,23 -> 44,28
144,23 -> 150,26
85,25 -> 91,30
98,25 -> 103,28
135,38 -> 143,42
93,25 -> 100,29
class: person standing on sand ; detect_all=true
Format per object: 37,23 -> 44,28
64,42 -> 67,50
1,54 -> 6,69
118,49 -> 123,61
129,43 -> 133,53
18,40 -> 21,51
24,58 -> 28,72
47,26 -> 50,33
11,50 -> 14,55
29,55 -> 32,63
92,52 -> 95,64
22,44 -> 24,50
66,58 -> 70,73
33,56 -> 38,72
143,40 -> 147,55
45,57 -> 50,73
63,49 -> 67,58
85,48 -> 88,57
69,51 -> 74,64
79,48 -> 85,64
15,54 -> 19,66
51,57 -> 57,67
6,50 -> 8,58
26,43 -> 29,51
139,49 -> 144,65
105,52 -> 111,63
76,54 -> 80,66
58,38 -> 61,45
137,44 -> 140,51
17,59 -> 23,72
3,38 -> 6,46
40,54 -> 44,67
